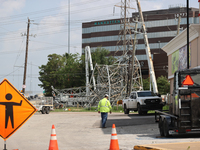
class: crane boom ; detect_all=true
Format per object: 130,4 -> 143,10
136,0 -> 158,94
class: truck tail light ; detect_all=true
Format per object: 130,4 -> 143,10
186,129 -> 191,132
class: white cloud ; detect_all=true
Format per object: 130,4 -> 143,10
0,0 -> 26,17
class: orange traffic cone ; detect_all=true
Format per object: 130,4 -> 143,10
49,125 -> 59,150
109,124 -> 119,150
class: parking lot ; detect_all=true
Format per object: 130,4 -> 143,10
1,112 -> 200,150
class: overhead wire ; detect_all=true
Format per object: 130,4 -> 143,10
13,36 -> 26,65
0,44 -> 82,55
0,0 -> 122,79
0,0 -> 101,25
0,0 -> 115,26
0,12 -> 120,42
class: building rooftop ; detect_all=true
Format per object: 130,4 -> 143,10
132,7 -> 199,16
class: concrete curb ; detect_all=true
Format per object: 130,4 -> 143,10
133,141 -> 200,150
134,145 -> 163,150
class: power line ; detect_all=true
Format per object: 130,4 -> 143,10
0,1 -> 116,26
0,0 -> 101,22
0,44 -> 81,55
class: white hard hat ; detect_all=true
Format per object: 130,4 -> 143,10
105,94 -> 109,97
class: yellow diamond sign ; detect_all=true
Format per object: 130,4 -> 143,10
0,79 -> 37,140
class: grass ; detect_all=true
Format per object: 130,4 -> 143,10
148,105 -> 169,113
51,105 -> 169,113
52,105 -> 124,113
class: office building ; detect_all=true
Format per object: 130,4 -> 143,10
82,7 -> 199,79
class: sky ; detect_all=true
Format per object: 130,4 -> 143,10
0,0 -> 198,96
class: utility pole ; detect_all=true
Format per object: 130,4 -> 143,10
123,0 -> 127,55
22,18 -> 30,94
129,17 -> 138,95
68,0 -> 70,54
177,15 -> 181,35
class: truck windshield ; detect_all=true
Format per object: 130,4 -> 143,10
137,91 -> 155,97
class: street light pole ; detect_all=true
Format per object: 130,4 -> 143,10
187,0 -> 189,69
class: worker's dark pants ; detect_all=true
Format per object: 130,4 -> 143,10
101,112 -> 108,128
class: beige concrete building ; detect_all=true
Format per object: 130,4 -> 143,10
162,2 -> 200,102
163,24 -> 200,93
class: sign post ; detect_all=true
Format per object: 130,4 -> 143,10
0,78 -> 37,149
4,141 -> 6,150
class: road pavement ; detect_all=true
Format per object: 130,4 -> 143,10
0,112 -> 200,150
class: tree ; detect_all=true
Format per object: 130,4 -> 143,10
61,53 -> 85,89
38,54 -> 64,96
157,76 -> 170,95
38,53 -> 84,96
142,77 -> 151,91
38,47 -> 115,96
91,47 -> 115,65
142,76 -> 170,95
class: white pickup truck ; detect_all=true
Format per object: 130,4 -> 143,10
122,91 -> 165,115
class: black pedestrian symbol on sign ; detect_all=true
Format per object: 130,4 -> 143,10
0,93 -> 22,128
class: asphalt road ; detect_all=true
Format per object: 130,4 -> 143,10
0,112 -> 200,150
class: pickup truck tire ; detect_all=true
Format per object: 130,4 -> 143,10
137,104 -> 143,115
45,107 -> 50,114
124,104 -> 129,114
159,118 -> 164,136
142,111 -> 147,115
163,119 -> 169,137
41,106 -> 46,114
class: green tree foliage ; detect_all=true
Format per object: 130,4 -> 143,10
38,53 -> 84,96
38,47 -> 115,96
157,76 -> 170,95
142,76 -> 170,95
91,47 -> 115,65
142,77 -> 151,91
38,54 -> 63,96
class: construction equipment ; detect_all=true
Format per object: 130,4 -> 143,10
51,86 -> 90,107
30,97 -> 53,114
155,68 -> 200,137
135,0 -> 158,94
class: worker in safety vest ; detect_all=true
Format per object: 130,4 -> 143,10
98,94 -> 112,128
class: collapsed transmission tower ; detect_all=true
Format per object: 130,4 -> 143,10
51,1 -> 144,108
86,0 -> 143,106
115,0 -> 135,56
114,0 -> 143,96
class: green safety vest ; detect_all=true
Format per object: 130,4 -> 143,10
98,98 -> 112,113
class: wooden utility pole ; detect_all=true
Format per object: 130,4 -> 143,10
22,18 -> 30,94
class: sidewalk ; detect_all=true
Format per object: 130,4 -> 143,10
134,141 -> 200,150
